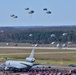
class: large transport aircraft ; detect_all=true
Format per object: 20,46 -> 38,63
2,49 -> 35,72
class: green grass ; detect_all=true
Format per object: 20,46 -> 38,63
0,47 -> 76,65
0,53 -> 76,65
35,59 -> 76,65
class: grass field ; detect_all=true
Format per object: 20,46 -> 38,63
0,46 -> 76,65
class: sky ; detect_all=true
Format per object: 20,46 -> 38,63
0,0 -> 76,26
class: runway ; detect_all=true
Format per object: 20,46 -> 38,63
33,64 -> 76,70
0,46 -> 76,55
0,46 -> 76,50
0,64 -> 76,75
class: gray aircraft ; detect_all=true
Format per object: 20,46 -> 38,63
3,49 -> 35,72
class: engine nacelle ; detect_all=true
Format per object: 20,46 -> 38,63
4,66 -> 9,71
26,57 -> 35,62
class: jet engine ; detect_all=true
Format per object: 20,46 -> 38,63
4,66 -> 9,71
26,57 -> 35,62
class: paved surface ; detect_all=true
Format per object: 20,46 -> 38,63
0,64 -> 76,75
0,46 -> 76,50
0,46 -> 76,55
32,64 -> 76,70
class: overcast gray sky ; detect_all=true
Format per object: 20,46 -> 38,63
0,0 -> 76,26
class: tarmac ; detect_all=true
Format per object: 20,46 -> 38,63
0,64 -> 76,75
0,46 -> 76,50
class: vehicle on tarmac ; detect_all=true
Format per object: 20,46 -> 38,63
68,64 -> 76,67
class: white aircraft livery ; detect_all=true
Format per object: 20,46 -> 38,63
3,49 -> 35,72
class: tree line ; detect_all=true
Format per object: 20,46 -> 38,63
0,27 -> 76,44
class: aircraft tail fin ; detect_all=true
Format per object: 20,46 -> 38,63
29,49 -> 34,58
26,49 -> 35,62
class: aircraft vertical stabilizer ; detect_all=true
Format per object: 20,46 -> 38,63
29,49 -> 34,58
26,49 -> 35,62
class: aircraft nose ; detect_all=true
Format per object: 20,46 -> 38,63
0,63 -> 6,71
